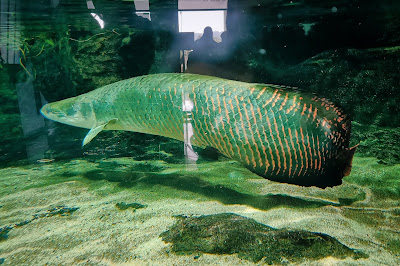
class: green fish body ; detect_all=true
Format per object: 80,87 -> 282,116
41,73 -> 356,188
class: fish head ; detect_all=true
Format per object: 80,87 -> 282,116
40,96 -> 96,129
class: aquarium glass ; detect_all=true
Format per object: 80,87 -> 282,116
0,0 -> 399,264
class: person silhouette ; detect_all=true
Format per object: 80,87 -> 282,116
0,48 -> 4,65
189,26 -> 218,65
217,31 -> 232,62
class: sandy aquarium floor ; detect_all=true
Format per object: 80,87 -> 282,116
0,155 -> 399,265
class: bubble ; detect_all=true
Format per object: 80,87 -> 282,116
259,49 -> 266,55
277,13 -> 283,19
331,6 -> 338,13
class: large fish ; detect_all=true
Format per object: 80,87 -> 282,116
41,73 -> 356,188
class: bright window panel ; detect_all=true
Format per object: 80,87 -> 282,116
178,0 -> 228,10
178,10 -> 226,41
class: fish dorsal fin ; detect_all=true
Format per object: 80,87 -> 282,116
82,119 -> 118,146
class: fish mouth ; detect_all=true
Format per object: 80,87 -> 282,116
40,104 -> 66,120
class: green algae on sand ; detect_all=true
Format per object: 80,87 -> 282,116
161,213 -> 368,264
115,202 -> 147,211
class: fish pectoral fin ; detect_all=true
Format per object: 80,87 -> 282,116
103,118 -> 118,129
83,124 -> 106,146
82,119 -> 118,146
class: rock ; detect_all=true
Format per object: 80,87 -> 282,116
115,202 -> 147,211
282,47 -> 400,127
351,123 -> 400,165
161,213 -> 367,264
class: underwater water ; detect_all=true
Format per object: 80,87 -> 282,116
0,0 -> 399,265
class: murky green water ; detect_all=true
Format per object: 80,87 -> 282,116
1,1 -> 399,265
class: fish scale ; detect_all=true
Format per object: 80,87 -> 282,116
41,73 -> 356,188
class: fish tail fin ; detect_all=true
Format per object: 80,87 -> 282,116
343,144 -> 358,176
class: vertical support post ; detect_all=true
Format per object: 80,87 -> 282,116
182,92 -> 198,168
